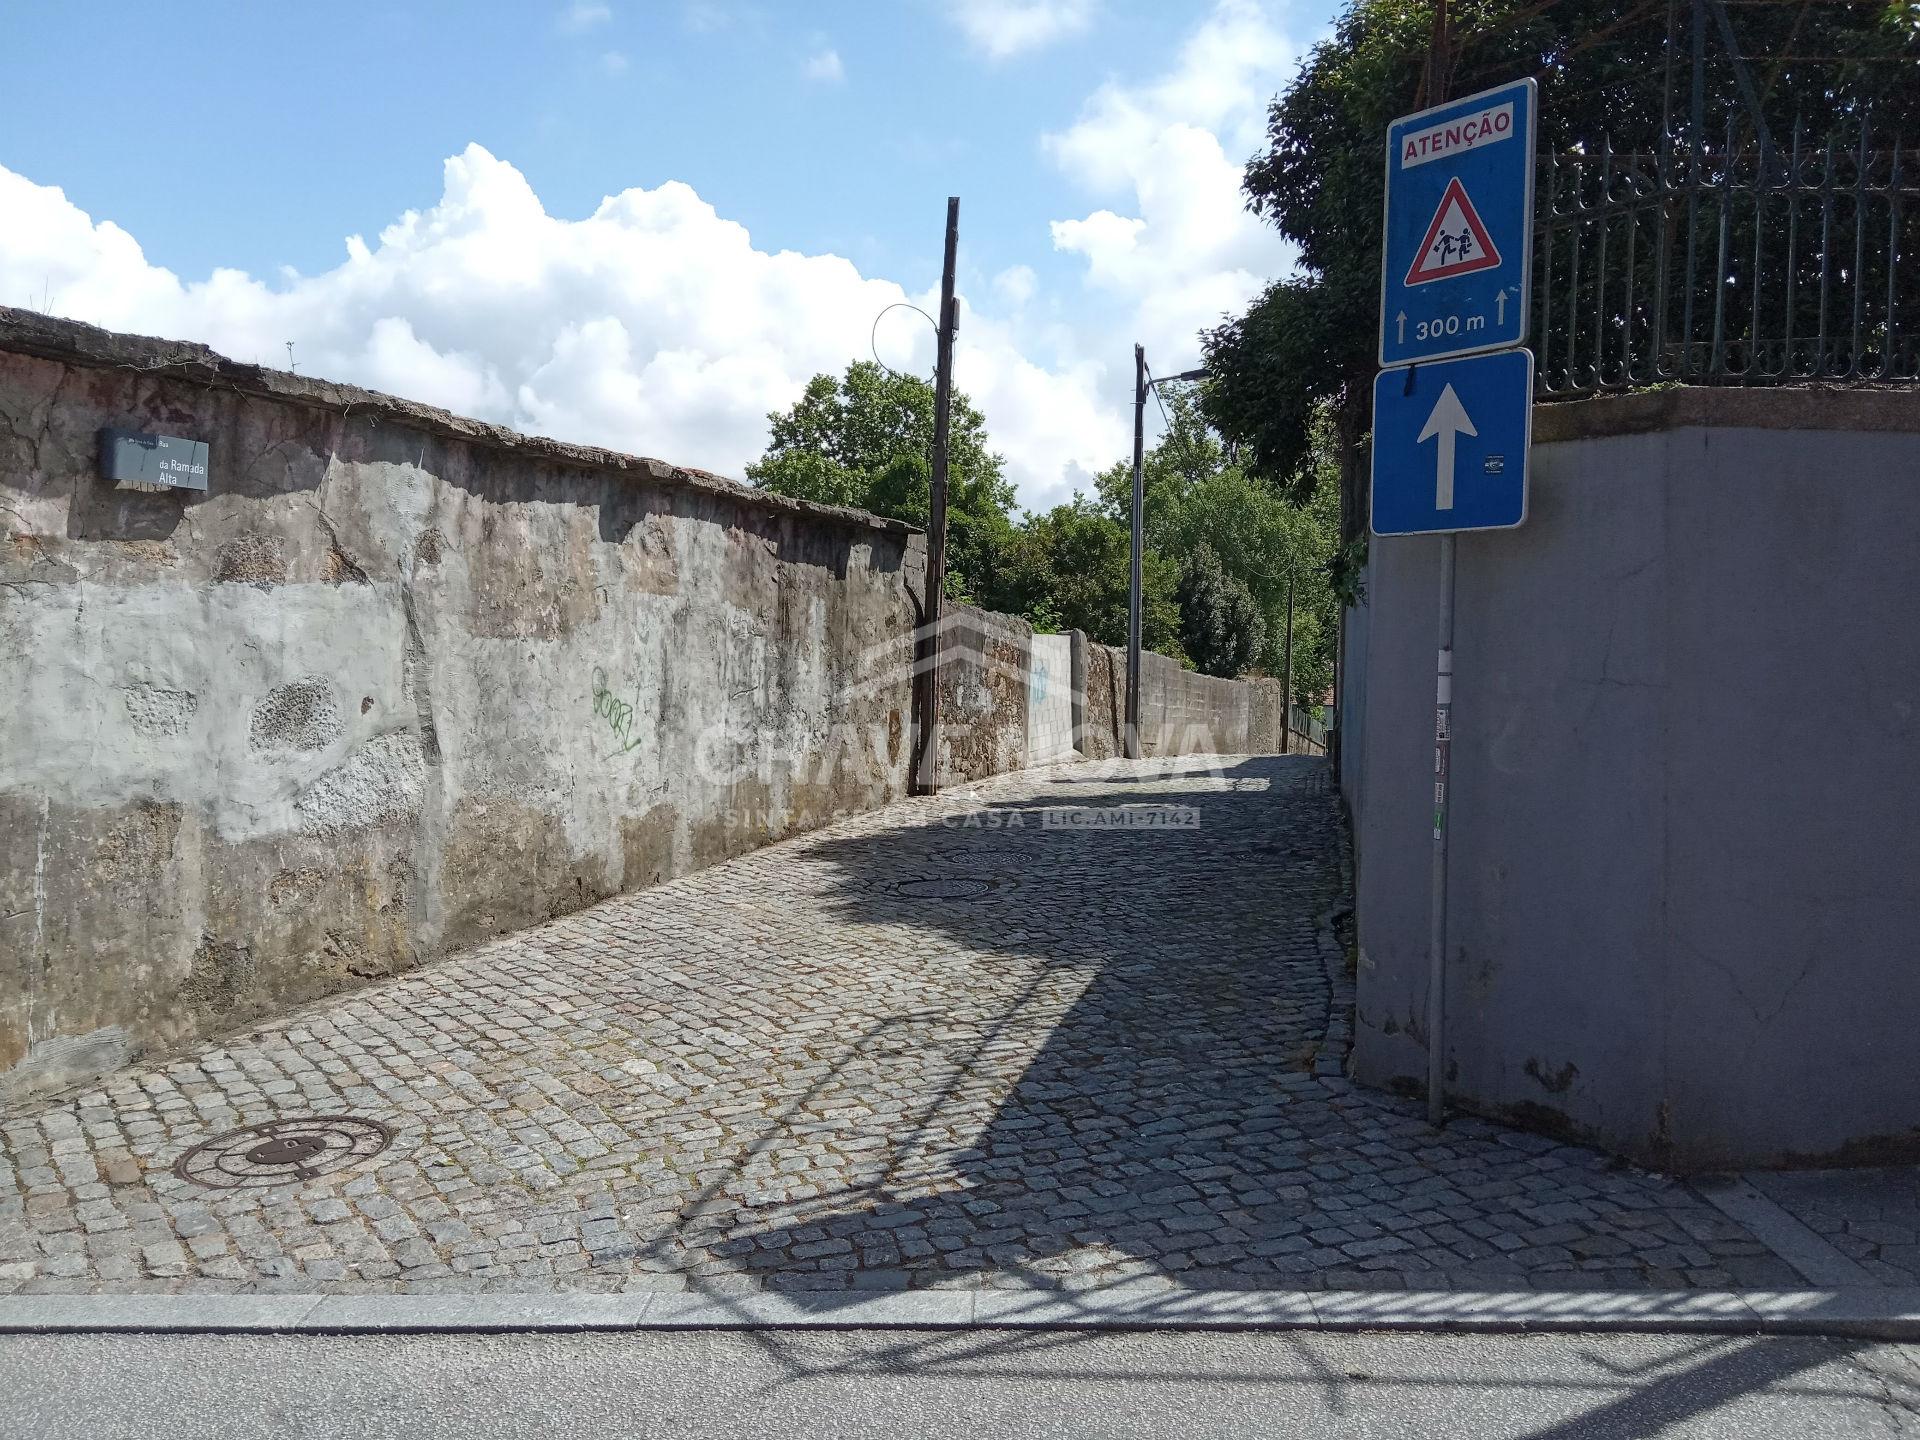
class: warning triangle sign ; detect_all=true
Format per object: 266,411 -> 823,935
1405,176 -> 1502,287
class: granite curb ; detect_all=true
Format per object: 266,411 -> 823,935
3,1288 -> 1917,1339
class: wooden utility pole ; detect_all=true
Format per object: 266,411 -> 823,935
911,198 -> 960,795
1125,343 -> 1146,761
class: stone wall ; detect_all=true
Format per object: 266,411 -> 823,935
1349,386 -> 1920,1170
1076,640 -> 1293,758
0,310 -> 921,1102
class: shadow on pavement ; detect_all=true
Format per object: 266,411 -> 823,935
659,756 -> 1390,1293
601,755 -> 1788,1299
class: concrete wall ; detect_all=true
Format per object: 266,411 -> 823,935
0,310 -> 922,1102
1025,633 -> 1075,765
1339,595 -> 1371,813
1351,388 -> 1920,1171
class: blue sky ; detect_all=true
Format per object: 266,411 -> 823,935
0,1 -> 1333,509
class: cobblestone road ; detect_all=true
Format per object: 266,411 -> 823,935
1,757 -> 1812,1295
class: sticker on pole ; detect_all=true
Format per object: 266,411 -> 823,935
1405,178 -> 1501,286
1378,77 -> 1536,366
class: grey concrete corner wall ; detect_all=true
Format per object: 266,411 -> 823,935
1339,596 -> 1372,814
0,311 -> 923,1102
1351,387 -> 1920,1171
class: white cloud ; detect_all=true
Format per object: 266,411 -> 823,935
600,50 -> 630,75
992,264 -> 1037,308
802,47 -> 844,84
558,2 -> 612,33
0,1 -> 1305,518
949,0 -> 1097,60
561,3 -> 612,32
0,149 -> 1111,507
1044,0 -> 1298,367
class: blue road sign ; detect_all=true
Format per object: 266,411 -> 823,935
1371,349 -> 1532,535
1378,78 -> 1536,367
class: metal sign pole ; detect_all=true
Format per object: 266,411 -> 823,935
1373,74 -> 1536,1126
1125,344 -> 1145,760
1427,534 -> 1455,1125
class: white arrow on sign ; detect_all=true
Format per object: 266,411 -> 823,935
1417,383 -> 1477,510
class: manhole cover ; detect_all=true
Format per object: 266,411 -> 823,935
171,1116 -> 393,1190
890,876 -> 1008,900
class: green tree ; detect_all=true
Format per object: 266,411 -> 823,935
748,362 -> 1017,601
986,497 -> 1184,657
1095,390 -> 1340,704
1177,542 -> 1266,678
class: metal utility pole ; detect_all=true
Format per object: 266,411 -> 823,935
1280,568 -> 1296,754
1125,355 -> 1206,762
911,197 -> 960,796
1126,345 -> 1146,760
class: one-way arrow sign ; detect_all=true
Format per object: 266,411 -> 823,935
1417,383 -> 1477,509
1371,350 -> 1532,535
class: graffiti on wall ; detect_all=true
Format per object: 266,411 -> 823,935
590,666 -> 645,756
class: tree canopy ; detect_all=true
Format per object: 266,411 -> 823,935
747,361 -> 1018,603
751,373 -> 1340,700
986,496 -> 1185,658
1177,542 -> 1266,680
1095,390 -> 1341,697
1203,0 -> 1920,546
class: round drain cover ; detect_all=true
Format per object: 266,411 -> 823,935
893,876 -> 1000,900
173,1116 -> 393,1190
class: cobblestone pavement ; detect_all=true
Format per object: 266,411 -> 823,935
0,757 -> 1808,1296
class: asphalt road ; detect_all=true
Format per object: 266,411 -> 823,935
6,1329 -> 1920,1438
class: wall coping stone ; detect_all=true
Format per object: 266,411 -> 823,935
1534,384 -> 1920,444
0,307 -> 919,539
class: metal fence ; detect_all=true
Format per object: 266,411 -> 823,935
1533,119 -> 1920,397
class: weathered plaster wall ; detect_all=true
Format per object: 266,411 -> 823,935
1351,388 -> 1920,1171
0,309 -> 1309,1102
0,311 -> 921,1101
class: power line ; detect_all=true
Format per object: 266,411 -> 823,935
869,301 -> 940,384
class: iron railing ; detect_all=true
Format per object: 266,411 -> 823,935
1533,118 -> 1920,397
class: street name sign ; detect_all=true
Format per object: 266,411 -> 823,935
1378,77 -> 1537,367
1370,349 -> 1532,536
97,429 -> 210,492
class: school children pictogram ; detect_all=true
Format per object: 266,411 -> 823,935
1404,176 -> 1502,287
